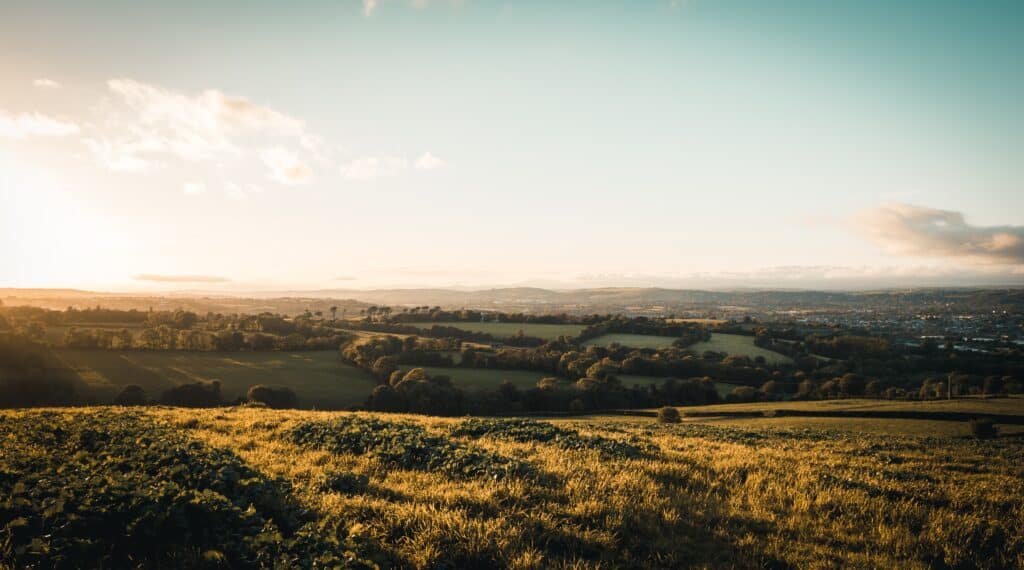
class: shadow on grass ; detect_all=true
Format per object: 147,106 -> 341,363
0,410 -> 385,568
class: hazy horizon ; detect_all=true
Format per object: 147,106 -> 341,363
3,0 -> 1022,291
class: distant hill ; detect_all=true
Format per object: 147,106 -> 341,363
5,286 -> 1021,315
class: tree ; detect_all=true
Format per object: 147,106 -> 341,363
330,306 -> 338,321
113,385 -> 147,406
246,385 -> 298,409
160,380 -> 222,407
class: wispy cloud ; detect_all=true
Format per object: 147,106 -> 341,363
86,79 -> 314,184
260,147 -> 313,185
341,155 -> 408,179
133,274 -> 230,283
0,111 -> 79,138
852,203 -> 1024,265
414,151 -> 445,170
363,0 -> 379,16
32,78 -> 61,89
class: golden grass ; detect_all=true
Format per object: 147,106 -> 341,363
7,406 -> 1024,568
169,409 -> 1024,566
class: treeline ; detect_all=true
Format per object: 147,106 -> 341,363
63,326 -> 352,352
382,307 -> 599,325
112,381 -> 299,409
362,366 -> 722,416
338,334 -> 732,415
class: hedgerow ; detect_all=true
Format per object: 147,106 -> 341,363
289,416 -> 536,481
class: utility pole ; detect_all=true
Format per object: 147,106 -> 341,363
947,371 -> 953,400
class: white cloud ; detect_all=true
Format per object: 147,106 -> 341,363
414,151 -> 445,170
182,182 -> 207,196
341,155 -> 408,179
363,0 -> 379,15
0,111 -> 79,138
102,78 -> 305,162
32,78 -> 61,89
82,138 -> 154,172
852,203 -> 1024,265
260,147 -> 314,185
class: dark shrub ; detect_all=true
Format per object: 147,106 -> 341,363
367,384 -> 405,412
113,385 -> 147,406
160,380 -> 222,408
657,406 -> 682,424
969,418 -> 998,440
246,384 -> 298,409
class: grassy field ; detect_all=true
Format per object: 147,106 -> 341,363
4,406 -> 1023,568
618,374 -> 739,398
397,365 -> 550,391
652,397 -> 1024,437
46,349 -> 376,409
580,333 -> 679,349
410,321 -> 586,340
688,332 -> 794,365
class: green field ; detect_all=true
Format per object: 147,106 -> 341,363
46,349 -> 376,409
670,397 -> 1024,437
397,365 -> 550,391
688,333 -> 793,365
411,321 -> 586,340
580,333 -> 679,349
618,374 -> 739,397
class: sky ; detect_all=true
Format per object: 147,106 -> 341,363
1,0 -> 1022,292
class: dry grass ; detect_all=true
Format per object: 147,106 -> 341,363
5,406 -> 1024,568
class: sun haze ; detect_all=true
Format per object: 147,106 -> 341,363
2,0 -> 1022,291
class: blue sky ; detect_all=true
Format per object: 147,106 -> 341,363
1,0 -> 1022,290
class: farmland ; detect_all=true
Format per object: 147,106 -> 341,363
580,333 -> 679,349
43,323 -> 145,345
410,321 -> 586,340
4,406 -> 1023,568
45,349 -> 376,409
689,332 -> 794,365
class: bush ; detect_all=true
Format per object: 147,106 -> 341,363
657,406 -> 682,424
289,416 -> 535,480
246,385 -> 298,409
113,385 -> 147,406
160,380 -> 222,408
969,418 -> 998,440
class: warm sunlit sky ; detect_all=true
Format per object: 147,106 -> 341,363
1,0 -> 1022,292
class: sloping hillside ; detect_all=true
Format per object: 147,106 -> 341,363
3,407 -> 1023,568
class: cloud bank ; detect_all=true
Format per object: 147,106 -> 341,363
853,203 -> 1024,265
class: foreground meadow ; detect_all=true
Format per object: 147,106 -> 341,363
2,407 -> 1022,568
